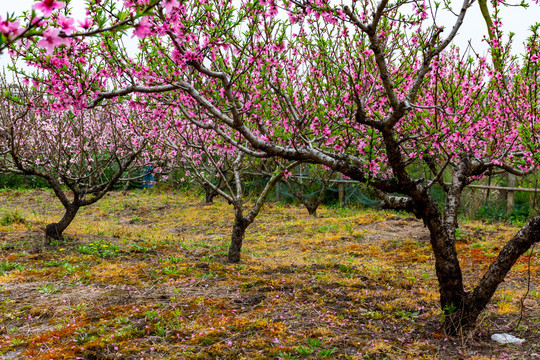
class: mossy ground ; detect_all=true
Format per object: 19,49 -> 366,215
0,188 -> 538,359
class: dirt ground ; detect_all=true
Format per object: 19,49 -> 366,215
0,189 -> 538,359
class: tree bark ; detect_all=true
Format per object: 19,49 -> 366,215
422,156 -> 470,335
225,166 -> 291,263
45,204 -> 80,242
507,173 -> 516,218
380,190 -> 469,336
306,201 -> 318,216
203,183 -> 219,204
466,216 -> 540,323
227,216 -> 249,263
418,199 -> 466,333
427,211 -> 540,335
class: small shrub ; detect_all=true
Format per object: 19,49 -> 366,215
130,243 -> 157,254
42,260 -> 66,267
476,203 -> 505,221
277,351 -> 299,359
144,310 -> 159,320
296,345 -> 314,355
454,228 -> 465,241
163,256 -> 183,264
73,329 -> 95,345
162,267 -> 182,276
508,203 -> 529,225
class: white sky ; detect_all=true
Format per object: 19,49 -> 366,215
436,0 -> 540,57
1,0 -> 539,69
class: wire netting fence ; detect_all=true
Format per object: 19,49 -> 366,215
2,165 -> 538,223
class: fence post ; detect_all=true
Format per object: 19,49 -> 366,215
507,173 -> 515,217
338,173 -> 344,207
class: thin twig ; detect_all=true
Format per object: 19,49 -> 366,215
514,242 -> 536,333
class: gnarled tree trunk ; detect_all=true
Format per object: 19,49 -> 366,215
378,147 -> 540,335
402,167 -> 540,334
225,164 -> 291,263
45,204 -> 80,242
442,216 -> 540,334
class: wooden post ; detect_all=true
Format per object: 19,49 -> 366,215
532,173 -> 539,216
338,173 -> 344,207
485,173 -> 492,204
507,173 -> 515,217
275,182 -> 280,202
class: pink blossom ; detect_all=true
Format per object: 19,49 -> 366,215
0,18 -> 23,38
36,28 -> 66,55
33,0 -> 66,17
282,169 -> 291,179
57,15 -> 76,35
132,17 -> 151,38
78,18 -> 93,30
162,0 -> 180,12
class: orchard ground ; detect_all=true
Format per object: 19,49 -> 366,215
0,188 -> 538,360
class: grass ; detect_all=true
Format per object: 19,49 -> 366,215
76,240 -> 120,258
0,210 -> 26,226
0,261 -> 24,274
0,188 -> 537,360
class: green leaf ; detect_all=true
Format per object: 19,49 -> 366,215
117,11 -> 129,22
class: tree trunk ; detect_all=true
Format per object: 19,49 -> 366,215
203,183 -> 219,204
45,204 -> 79,242
419,204 -> 467,335
306,200 -> 318,216
431,214 -> 540,335
227,216 -> 249,263
466,216 -> 540,325
389,154 -> 540,335
338,173 -> 344,207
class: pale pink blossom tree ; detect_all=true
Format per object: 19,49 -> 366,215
157,108 -> 298,262
0,77 -> 162,241
0,0 -> 160,54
